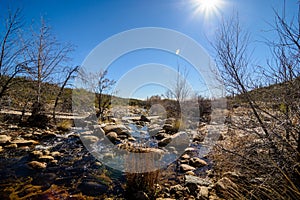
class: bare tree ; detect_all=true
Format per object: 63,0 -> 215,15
165,63 -> 190,102
79,69 -> 116,119
24,18 -> 73,116
0,8 -> 27,108
265,3 -> 300,155
211,10 -> 300,199
52,65 -> 79,123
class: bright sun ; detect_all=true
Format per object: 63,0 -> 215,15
191,0 -> 224,19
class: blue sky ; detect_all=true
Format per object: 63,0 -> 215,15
1,0 -> 299,99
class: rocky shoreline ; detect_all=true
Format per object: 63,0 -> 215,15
0,107 -> 229,199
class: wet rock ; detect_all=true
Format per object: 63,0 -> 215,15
78,181 -> 109,196
0,146 -> 2,152
189,157 -> 207,168
155,132 -> 166,140
163,124 -> 177,134
140,115 -> 150,122
0,135 -> 11,144
27,161 -> 47,169
31,150 -> 43,158
103,152 -> 114,160
148,127 -> 162,136
158,137 -> 172,147
193,132 -> 206,143
185,175 -> 212,187
169,132 -> 189,146
106,132 -> 119,143
180,164 -> 196,172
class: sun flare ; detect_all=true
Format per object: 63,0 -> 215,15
191,0 -> 224,19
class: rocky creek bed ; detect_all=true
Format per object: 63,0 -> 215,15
0,112 -> 227,200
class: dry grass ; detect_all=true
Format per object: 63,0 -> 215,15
210,108 -> 300,200
56,119 -> 73,131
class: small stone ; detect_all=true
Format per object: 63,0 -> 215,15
0,135 -> 11,144
81,135 -> 99,143
0,146 -> 3,152
128,136 -> 136,141
185,171 -> 196,176
11,139 -> 38,146
5,143 -> 17,148
180,164 -> 196,172
106,132 -> 119,143
51,159 -> 58,164
184,147 -> 196,153
27,161 -> 47,169
51,151 -> 61,157
198,186 -> 209,199
189,157 -> 207,168
8,125 -> 18,129
39,155 -> 55,161
181,154 -> 190,160
94,162 -> 102,167
103,125 -> 127,134
44,150 -> 51,155
23,134 -> 33,138
170,184 -> 184,194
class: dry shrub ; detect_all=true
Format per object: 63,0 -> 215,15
210,119 -> 300,200
56,119 -> 73,131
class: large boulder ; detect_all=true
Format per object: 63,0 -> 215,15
103,124 -> 128,135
